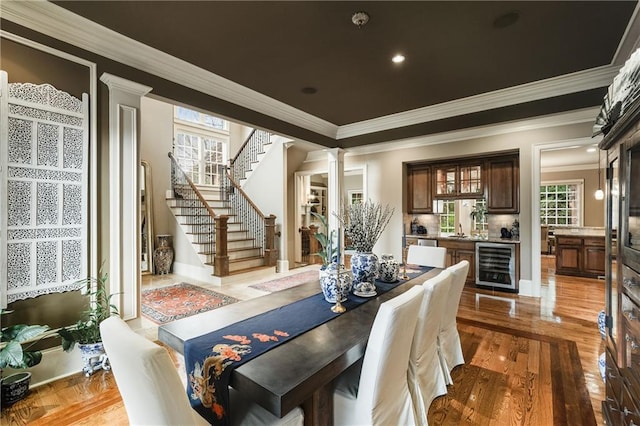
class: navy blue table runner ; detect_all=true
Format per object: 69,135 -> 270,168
184,266 -> 432,425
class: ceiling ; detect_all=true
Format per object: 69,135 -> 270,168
17,1 -> 640,148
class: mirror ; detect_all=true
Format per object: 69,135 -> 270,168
140,160 -> 155,275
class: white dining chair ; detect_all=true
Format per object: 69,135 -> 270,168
333,285 -> 424,425
438,260 -> 470,385
408,269 -> 453,425
407,245 -> 447,268
100,316 -> 304,426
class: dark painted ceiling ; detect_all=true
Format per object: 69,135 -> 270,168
52,1 -> 637,146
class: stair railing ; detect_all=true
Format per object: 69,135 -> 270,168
229,128 -> 272,183
168,152 -> 218,264
219,164 -> 277,266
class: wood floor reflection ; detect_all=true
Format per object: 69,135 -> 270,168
1,255 -> 605,425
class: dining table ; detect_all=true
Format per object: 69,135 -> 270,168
158,266 -> 441,425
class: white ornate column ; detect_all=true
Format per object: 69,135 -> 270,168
327,148 -> 345,259
100,73 -> 152,320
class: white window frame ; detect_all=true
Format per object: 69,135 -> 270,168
173,107 -> 229,186
540,179 -> 584,227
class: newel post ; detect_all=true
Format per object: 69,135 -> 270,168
214,215 -> 229,276
264,215 -> 278,266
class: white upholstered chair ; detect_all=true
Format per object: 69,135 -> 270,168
407,245 -> 447,268
438,260 -> 470,384
100,316 -> 304,426
333,286 -> 424,425
408,270 -> 453,425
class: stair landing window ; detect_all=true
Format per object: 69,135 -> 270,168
174,107 -> 229,186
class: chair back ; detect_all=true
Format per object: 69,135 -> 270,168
354,285 -> 424,425
438,260 -> 470,382
407,245 -> 447,268
409,270 -> 453,423
100,316 -> 205,425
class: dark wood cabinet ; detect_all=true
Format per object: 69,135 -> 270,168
433,162 -> 483,199
600,96 -> 640,423
485,155 -> 519,213
438,239 -> 475,284
555,235 -> 604,278
407,165 -> 432,213
583,237 -> 606,276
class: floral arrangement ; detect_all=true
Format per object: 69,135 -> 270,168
334,200 -> 394,252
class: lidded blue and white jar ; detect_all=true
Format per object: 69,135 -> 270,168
378,253 -> 399,283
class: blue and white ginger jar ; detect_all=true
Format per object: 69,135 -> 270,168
351,252 -> 379,294
319,264 -> 353,303
378,253 -> 399,283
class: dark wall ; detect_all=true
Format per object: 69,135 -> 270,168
1,37 -> 89,330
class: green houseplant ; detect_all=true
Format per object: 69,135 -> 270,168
0,310 -> 50,404
58,268 -> 119,376
310,212 -> 337,269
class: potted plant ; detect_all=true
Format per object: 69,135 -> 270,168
0,310 -> 50,405
334,200 -> 394,295
58,268 -> 119,377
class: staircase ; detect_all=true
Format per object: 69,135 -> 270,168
166,129 -> 277,277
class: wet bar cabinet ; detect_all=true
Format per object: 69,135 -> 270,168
601,96 -> 640,425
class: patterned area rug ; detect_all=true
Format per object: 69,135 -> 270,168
142,283 -> 239,324
249,269 -> 319,292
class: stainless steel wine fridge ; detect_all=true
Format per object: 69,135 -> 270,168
475,242 -> 517,292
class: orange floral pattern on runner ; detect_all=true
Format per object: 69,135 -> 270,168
223,335 -> 250,344
253,333 -> 279,342
273,330 -> 289,337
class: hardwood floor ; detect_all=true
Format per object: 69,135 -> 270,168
1,256 -> 606,425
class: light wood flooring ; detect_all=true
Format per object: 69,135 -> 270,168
1,255 -> 606,425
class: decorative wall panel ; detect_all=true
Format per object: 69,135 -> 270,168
4,82 -> 88,302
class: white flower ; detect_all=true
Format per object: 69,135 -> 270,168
334,200 -> 394,252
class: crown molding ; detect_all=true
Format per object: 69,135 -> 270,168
329,107 -> 600,158
336,66 -> 618,139
541,164 -> 598,174
1,0 -> 339,139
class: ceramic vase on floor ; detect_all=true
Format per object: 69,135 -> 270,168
378,253 -> 399,282
351,252 -> 379,296
79,342 -> 110,377
153,234 -> 174,275
319,264 -> 353,303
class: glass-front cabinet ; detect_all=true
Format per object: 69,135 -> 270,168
601,96 -> 640,425
434,163 -> 482,198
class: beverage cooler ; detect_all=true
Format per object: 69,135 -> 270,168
475,242 -> 517,291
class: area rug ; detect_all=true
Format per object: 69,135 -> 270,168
142,283 -> 239,324
249,269 -> 319,292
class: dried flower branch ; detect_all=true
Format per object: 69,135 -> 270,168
333,200 -> 394,252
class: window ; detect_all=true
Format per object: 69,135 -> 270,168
540,180 -> 583,226
173,107 -> 228,185
348,190 -> 363,205
437,200 -> 456,234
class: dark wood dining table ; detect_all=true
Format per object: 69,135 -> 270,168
158,267 -> 440,425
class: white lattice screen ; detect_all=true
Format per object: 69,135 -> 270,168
2,78 -> 89,303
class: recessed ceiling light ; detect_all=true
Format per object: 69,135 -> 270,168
392,54 -> 405,64
493,11 -> 519,29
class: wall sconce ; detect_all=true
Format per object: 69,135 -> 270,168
595,148 -> 604,200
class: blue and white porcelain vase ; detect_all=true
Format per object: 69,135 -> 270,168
319,264 -> 353,303
351,252 -> 379,294
378,253 -> 399,283
79,342 -> 110,377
